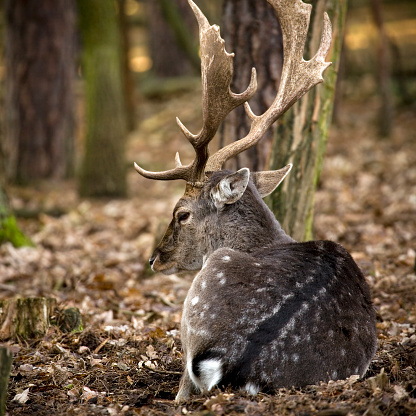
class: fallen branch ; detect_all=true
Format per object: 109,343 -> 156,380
142,363 -> 181,376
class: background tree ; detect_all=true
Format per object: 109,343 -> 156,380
119,0 -> 137,132
0,181 -> 32,247
2,0 -> 76,184
370,0 -> 393,137
77,0 -> 127,198
267,0 -> 348,241
220,0 -> 283,171
145,0 -> 199,77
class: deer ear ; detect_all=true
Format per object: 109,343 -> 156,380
211,168 -> 250,209
251,164 -> 292,198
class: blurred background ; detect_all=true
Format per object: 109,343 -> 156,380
0,0 -> 415,198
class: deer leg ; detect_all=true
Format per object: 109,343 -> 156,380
175,367 -> 195,402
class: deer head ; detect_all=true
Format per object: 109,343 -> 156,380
134,0 -> 332,274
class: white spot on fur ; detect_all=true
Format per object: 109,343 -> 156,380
282,293 -> 294,302
292,353 -> 299,362
244,382 -> 259,395
219,277 -> 226,285
191,296 -> 199,306
254,263 -> 261,267
319,287 -> 327,296
222,255 -> 231,262
198,359 -> 223,391
272,303 -> 282,314
332,371 -> 338,380
217,271 -> 224,278
201,281 -> 207,289
341,349 -> 346,356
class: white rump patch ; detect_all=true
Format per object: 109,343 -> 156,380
198,358 -> 223,391
191,296 -> 199,306
222,255 -> 231,262
244,382 -> 259,395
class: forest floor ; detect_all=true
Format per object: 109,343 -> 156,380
1,90 -> 416,415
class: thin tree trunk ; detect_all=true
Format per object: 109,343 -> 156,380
119,0 -> 137,132
77,0 -> 127,198
0,181 -> 32,247
370,0 -> 393,138
220,0 -> 283,172
267,0 -> 348,241
3,0 -> 76,184
0,346 -> 12,416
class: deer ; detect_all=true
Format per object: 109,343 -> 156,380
134,0 -> 377,402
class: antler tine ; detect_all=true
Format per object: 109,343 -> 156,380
134,0 -> 257,185
206,0 -> 332,172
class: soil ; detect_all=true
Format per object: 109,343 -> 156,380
1,90 -> 416,415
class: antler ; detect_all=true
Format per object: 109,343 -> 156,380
134,0 -> 332,183
205,0 -> 332,171
134,0 -> 257,185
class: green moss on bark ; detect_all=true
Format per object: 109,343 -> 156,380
267,0 -> 348,242
77,0 -> 127,198
0,215 -> 33,247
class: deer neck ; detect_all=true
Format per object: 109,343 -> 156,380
205,192 -> 295,257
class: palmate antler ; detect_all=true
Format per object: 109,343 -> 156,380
134,0 -> 332,186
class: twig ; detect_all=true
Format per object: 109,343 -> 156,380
142,363 -> 181,376
93,338 -> 109,354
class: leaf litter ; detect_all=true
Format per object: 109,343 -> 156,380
1,91 -> 416,415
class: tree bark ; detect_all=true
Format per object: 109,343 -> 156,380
0,181 -> 32,247
0,346 -> 12,416
370,0 -> 393,138
146,0 -> 198,77
3,0 -> 76,184
0,298 -> 56,340
77,0 -> 127,198
119,0 -> 137,132
220,0 -> 283,171
267,0 -> 348,241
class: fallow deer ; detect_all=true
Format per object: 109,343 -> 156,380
134,0 -> 377,402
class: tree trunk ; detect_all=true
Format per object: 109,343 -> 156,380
119,0 -> 137,132
267,0 -> 348,241
3,0 -> 76,184
0,298 -> 56,340
220,0 -> 283,171
77,0 -> 127,198
370,0 -> 393,138
0,346 -> 12,416
146,0 -> 198,77
0,181 -> 32,247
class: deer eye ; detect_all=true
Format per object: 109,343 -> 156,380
178,212 -> 190,223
